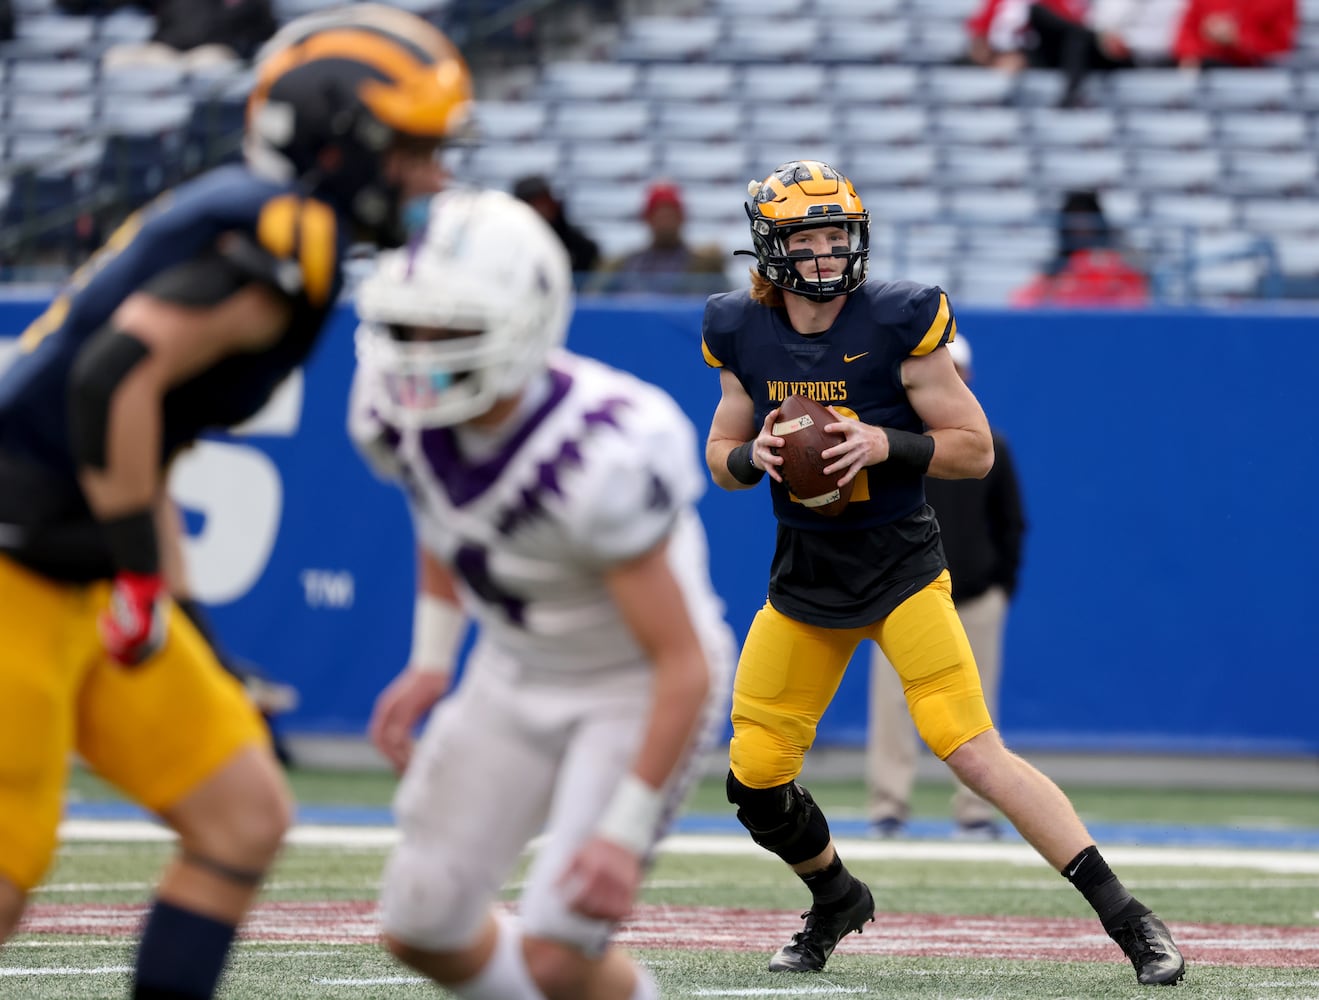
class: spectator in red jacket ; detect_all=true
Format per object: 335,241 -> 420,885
965,0 -> 1088,69
1012,190 -> 1150,307
1174,0 -> 1296,68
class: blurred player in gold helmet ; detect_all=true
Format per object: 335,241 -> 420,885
0,6 -> 471,996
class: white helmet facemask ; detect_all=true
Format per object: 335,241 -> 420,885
354,187 -> 574,429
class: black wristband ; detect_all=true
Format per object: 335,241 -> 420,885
726,440 -> 765,486
101,508 -> 160,576
883,428 -> 935,472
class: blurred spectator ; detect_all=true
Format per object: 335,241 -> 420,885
1012,190 -> 1150,306
1174,0 -> 1296,69
591,181 -> 729,295
1028,0 -> 1184,106
0,0 -> 11,42
511,174 -> 601,280
102,0 -> 277,71
965,0 -> 1087,71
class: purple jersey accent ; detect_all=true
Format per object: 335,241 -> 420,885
419,367 -> 573,506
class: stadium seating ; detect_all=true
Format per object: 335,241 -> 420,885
1,0 -> 1319,300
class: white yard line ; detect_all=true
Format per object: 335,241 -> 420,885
55,820 -> 1319,875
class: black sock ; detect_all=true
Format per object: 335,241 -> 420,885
1061,845 -> 1149,929
134,899 -> 236,999
800,854 -> 861,911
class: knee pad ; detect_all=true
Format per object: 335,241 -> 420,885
379,842 -> 487,951
725,771 -> 831,865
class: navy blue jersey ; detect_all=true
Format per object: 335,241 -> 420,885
0,164 -> 350,580
702,279 -> 957,532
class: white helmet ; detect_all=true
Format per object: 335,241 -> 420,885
354,187 -> 574,428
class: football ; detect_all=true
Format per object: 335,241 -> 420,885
771,394 -> 853,517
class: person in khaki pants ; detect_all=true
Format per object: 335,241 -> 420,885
867,334 -> 1027,839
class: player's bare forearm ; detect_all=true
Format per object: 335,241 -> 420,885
926,425 -> 994,480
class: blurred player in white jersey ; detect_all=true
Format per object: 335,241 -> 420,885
348,187 -> 735,1000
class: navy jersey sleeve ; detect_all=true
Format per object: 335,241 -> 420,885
700,290 -> 752,374
869,280 -> 958,358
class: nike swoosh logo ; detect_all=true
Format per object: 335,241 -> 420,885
1067,858 -> 1087,878
843,352 -> 869,363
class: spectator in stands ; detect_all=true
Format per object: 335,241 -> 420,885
102,0 -> 277,71
1174,0 -> 1296,69
1027,0 -> 1185,106
591,181 -> 729,296
512,174 -> 601,282
867,333 -> 1026,842
1012,190 -> 1150,306
964,0 -> 1087,71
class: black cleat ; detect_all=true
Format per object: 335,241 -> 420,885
767,880 -> 875,972
1108,911 -> 1186,985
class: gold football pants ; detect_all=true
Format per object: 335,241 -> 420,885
0,555 -> 269,891
729,570 -> 994,788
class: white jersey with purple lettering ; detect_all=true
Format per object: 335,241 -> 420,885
351,347 -> 733,682
351,348 -> 735,954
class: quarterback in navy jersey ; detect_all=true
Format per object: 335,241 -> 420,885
703,160 -> 1184,985
0,7 -> 472,998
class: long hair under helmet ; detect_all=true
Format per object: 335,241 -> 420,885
742,160 -> 869,302
245,3 -> 472,247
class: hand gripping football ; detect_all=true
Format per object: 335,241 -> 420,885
772,394 -> 854,517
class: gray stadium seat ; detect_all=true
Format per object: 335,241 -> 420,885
12,15 -> 95,56
565,182 -> 646,223
837,107 -> 928,146
1216,113 -> 1309,152
723,20 -> 821,62
713,0 -> 804,16
551,101 -> 651,142
591,220 -> 653,262
470,101 -> 549,143
1199,68 -> 1295,111
742,64 -> 828,104
744,104 -> 837,144
1122,109 -> 1213,150
1241,197 -> 1319,233
96,8 -> 155,44
819,21 -> 908,62
1298,68 -> 1319,111
99,64 -> 186,97
907,23 -> 975,64
539,62 -> 640,101
1027,108 -> 1119,148
7,94 -> 95,135
845,147 -> 936,187
1144,194 -> 1237,231
676,182 -> 746,224
1129,149 -> 1222,192
615,17 -> 723,63
100,97 -> 193,135
1270,234 -> 1319,274
1013,70 -> 1066,108
1109,70 -> 1199,108
1223,151 -> 1317,197
955,261 -> 1040,305
464,143 -> 563,189
827,0 -> 904,15
563,141 -> 654,182
932,108 -> 1025,146
963,225 -> 1054,263
642,64 -> 736,103
864,188 -> 945,224
7,59 -> 94,95
750,142 -> 845,176
923,67 -> 1015,105
834,66 -> 921,105
948,188 -> 1040,224
939,147 -> 1032,187
653,103 -> 742,142
1038,148 -> 1128,190
657,141 -> 748,183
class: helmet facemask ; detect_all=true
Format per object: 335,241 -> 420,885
355,188 -> 573,429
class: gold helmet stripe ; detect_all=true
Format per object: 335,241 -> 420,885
251,27 -> 470,138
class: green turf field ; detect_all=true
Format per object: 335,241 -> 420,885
6,767 -> 1317,999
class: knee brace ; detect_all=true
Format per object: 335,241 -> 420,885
725,771 -> 832,865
